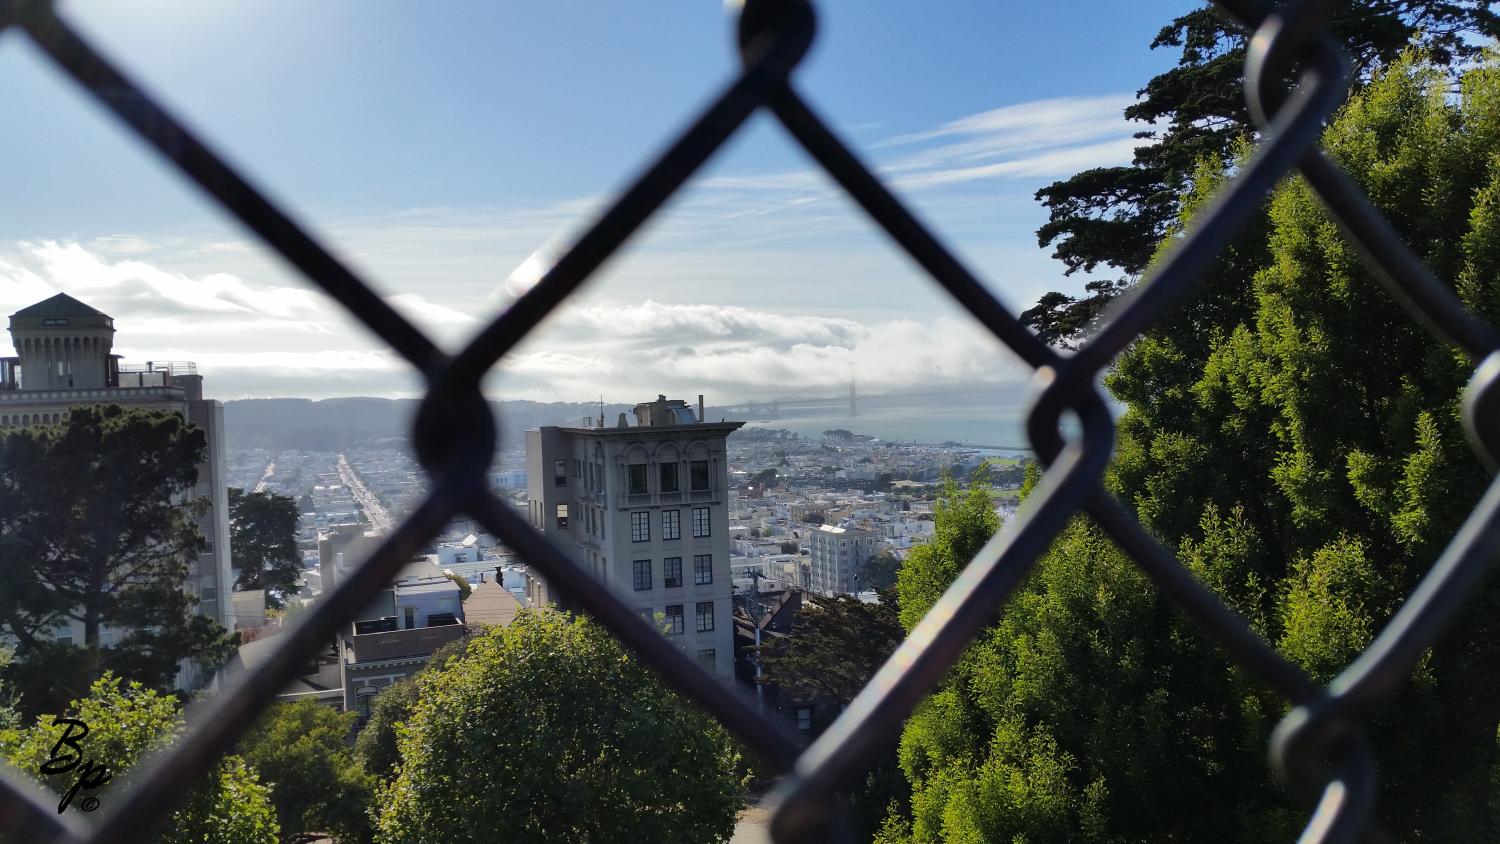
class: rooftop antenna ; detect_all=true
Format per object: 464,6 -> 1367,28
598,395 -> 605,428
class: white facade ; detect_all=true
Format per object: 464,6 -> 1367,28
1,294 -> 234,685
809,523 -> 880,596
526,396 -> 741,677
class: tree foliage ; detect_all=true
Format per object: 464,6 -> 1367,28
896,466 -> 999,632
239,700 -> 375,843
229,487 -> 304,610
1023,1 -> 1500,347
353,636 -> 469,784
758,589 -> 903,704
0,675 -> 278,844
757,589 -> 909,841
374,611 -> 742,843
888,51 -> 1500,841
0,406 -> 237,713
0,648 -> 17,732
860,550 -> 902,590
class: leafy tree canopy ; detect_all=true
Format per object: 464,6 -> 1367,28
896,465 -> 999,632
0,675 -> 278,844
861,550 -> 902,591
239,700 -> 374,844
353,635 -> 470,784
374,611 -> 742,843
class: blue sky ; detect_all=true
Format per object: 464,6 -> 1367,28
0,0 -> 1196,401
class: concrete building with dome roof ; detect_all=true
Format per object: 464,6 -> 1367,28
1,293 -> 234,683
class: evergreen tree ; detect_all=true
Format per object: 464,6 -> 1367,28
229,487 -> 304,610
890,51 -> 1500,841
0,405 -> 237,713
1023,1 -> 1500,346
758,590 -> 903,703
758,588 -> 909,841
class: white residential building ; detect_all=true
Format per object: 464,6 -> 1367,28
525,395 -> 741,677
809,523 -> 880,596
1,293 -> 234,684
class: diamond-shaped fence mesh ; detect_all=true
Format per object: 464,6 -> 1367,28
2,0 -> 1499,841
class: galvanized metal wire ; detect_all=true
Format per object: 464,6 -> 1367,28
1,0 -> 1497,841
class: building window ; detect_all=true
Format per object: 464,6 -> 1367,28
694,554 -> 713,585
696,601 -> 714,632
628,463 -> 649,495
662,509 -> 680,540
553,460 -> 567,487
696,649 -> 716,671
664,604 -> 685,635
660,462 -> 679,493
690,460 -> 710,490
631,511 -> 650,542
664,557 -> 683,588
632,559 -> 652,592
796,707 -> 812,731
692,507 -> 710,537
555,503 -> 568,529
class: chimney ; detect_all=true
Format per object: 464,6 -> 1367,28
698,394 -> 705,423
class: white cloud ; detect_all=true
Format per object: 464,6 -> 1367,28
890,136 -> 1140,191
555,300 -> 863,347
8,240 -> 328,320
498,301 -> 1024,402
384,293 -> 480,328
694,93 -> 1138,195
1,241 -> 1029,401
879,94 -> 1135,151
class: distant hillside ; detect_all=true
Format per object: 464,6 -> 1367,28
224,398 -> 638,452
223,385 -> 1031,453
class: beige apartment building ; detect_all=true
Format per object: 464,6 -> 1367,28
526,395 -> 741,677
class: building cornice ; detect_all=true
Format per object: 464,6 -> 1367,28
549,421 -> 746,438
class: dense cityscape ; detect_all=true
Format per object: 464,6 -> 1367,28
227,427 -> 1028,611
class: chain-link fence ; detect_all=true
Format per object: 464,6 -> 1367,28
3,0 -> 1498,841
